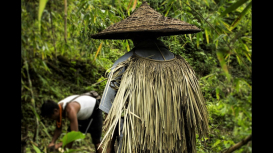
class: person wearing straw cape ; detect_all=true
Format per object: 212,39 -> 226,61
91,2 -> 209,153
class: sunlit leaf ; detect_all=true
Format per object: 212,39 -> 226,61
126,40 -> 130,51
132,0 -> 137,11
32,144 -> 42,153
94,42 -> 103,62
230,2 -> 252,30
216,88 -> 220,100
62,131 -> 86,148
212,139 -> 221,148
236,55 -> 242,65
38,0 -> 48,30
224,140 -> 231,148
243,51 -> 252,62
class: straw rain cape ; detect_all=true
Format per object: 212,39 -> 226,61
99,52 -> 209,153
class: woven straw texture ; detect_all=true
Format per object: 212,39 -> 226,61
91,2 -> 201,39
99,54 -> 209,153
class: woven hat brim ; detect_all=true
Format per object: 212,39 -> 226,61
91,28 -> 201,39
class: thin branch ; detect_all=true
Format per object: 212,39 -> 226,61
64,0 -> 67,44
25,60 -> 39,143
223,134 -> 252,153
49,0 -> 57,61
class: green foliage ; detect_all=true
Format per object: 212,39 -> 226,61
32,144 -> 42,153
62,131 -> 86,148
221,0 -> 250,17
38,0 -> 48,30
230,1 -> 252,30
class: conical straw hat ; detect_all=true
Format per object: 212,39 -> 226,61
91,2 -> 201,39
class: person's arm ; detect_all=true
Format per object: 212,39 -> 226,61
48,124 -> 62,149
58,104 -> 78,149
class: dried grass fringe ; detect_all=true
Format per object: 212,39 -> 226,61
99,54 -> 209,153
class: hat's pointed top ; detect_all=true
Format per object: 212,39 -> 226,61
91,2 -> 201,39
141,1 -> 148,5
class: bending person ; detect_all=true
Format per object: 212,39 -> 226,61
40,94 -> 103,153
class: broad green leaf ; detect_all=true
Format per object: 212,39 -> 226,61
62,131 -> 86,148
38,0 -> 48,30
220,0 -> 249,17
32,144 -> 42,153
230,2 -> 252,30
